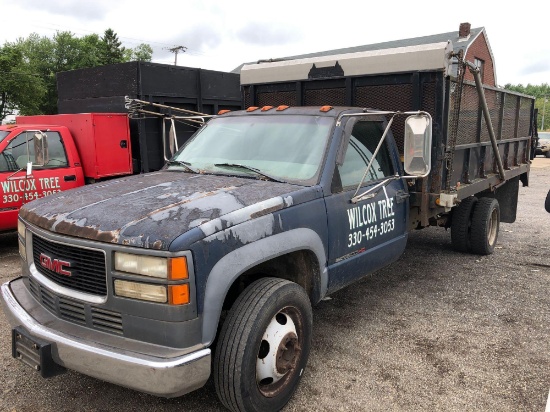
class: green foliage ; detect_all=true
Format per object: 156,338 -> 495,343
0,29 -> 153,120
100,29 -> 125,65
0,43 -> 46,120
127,43 -> 154,62
503,83 -> 550,131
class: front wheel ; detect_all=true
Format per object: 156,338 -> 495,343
470,197 -> 500,255
214,277 -> 312,412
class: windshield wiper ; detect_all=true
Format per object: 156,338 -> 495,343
214,163 -> 287,183
166,160 -> 199,174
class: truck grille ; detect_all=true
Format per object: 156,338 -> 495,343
29,278 -> 123,335
32,235 -> 107,296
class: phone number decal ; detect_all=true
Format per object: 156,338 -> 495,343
347,218 -> 395,247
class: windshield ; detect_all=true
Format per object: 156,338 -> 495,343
0,131 -> 10,144
170,115 -> 334,184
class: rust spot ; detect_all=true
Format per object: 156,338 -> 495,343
250,203 -> 284,219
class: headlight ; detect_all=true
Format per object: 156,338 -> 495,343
114,252 -> 188,280
18,219 -> 26,240
17,220 -> 26,260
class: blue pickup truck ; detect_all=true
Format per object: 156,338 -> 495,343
1,43 -> 534,412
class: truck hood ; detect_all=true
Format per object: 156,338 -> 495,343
20,171 -> 302,250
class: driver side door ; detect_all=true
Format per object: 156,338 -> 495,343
324,120 -> 409,293
0,130 -> 81,231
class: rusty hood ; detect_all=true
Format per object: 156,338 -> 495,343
20,171 -> 300,250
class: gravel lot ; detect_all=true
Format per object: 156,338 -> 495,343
1,158 -> 549,411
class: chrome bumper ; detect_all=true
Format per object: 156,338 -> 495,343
1,279 -> 211,398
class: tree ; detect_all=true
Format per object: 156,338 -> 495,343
0,44 -> 46,121
504,83 -> 550,131
1,29 -> 153,117
100,29 -> 126,65
124,43 -> 153,62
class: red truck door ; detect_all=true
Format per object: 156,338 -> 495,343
0,128 -> 83,231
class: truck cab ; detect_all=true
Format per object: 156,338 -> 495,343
0,124 -> 84,232
2,106 -> 431,411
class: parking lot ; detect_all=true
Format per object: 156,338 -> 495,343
1,158 -> 549,411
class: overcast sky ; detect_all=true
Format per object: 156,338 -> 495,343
1,0 -> 548,87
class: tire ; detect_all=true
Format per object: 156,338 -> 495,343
214,277 -> 312,412
545,189 -> 550,213
545,151 -> 550,158
470,197 -> 500,255
451,196 -> 478,253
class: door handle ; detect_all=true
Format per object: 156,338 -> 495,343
395,190 -> 410,204
64,175 -> 76,182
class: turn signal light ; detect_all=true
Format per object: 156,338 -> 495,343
169,284 -> 190,305
169,257 -> 189,280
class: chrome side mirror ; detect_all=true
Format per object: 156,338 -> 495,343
404,114 -> 432,176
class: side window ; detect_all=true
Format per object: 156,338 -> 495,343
0,131 -> 68,172
0,133 -> 29,172
41,131 -> 68,168
338,121 -> 394,189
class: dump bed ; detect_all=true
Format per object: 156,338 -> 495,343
239,41 -> 534,225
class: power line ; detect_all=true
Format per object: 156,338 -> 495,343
20,22 -> 210,58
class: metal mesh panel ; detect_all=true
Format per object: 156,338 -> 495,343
480,89 -> 502,142
451,83 -> 479,145
257,91 -> 297,107
517,97 -> 532,137
354,84 -> 413,153
304,88 -> 345,106
422,82 -> 436,116
501,95 -> 518,140
244,86 -> 252,108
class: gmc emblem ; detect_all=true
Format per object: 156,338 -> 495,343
39,253 -> 72,276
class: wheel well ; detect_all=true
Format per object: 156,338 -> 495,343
221,250 -> 321,311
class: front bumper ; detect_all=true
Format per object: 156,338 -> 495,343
1,278 -> 211,398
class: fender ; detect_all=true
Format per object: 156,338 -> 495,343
200,227 -> 327,346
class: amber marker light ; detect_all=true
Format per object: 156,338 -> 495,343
261,106 -> 274,111
169,257 -> 188,280
169,284 -> 190,305
276,105 -> 289,111
320,105 -> 333,112
246,106 -> 259,112
218,109 -> 231,115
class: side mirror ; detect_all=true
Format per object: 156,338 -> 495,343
404,114 -> 432,176
32,131 -> 47,167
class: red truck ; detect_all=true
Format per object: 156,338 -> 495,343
0,113 -> 133,232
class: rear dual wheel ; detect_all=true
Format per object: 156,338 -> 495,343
470,198 -> 500,255
451,196 -> 500,255
214,277 -> 312,412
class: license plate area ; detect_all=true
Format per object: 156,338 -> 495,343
12,326 -> 66,378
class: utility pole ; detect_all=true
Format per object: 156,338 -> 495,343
165,46 -> 187,66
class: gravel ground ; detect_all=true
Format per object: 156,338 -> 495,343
1,158 -> 549,411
